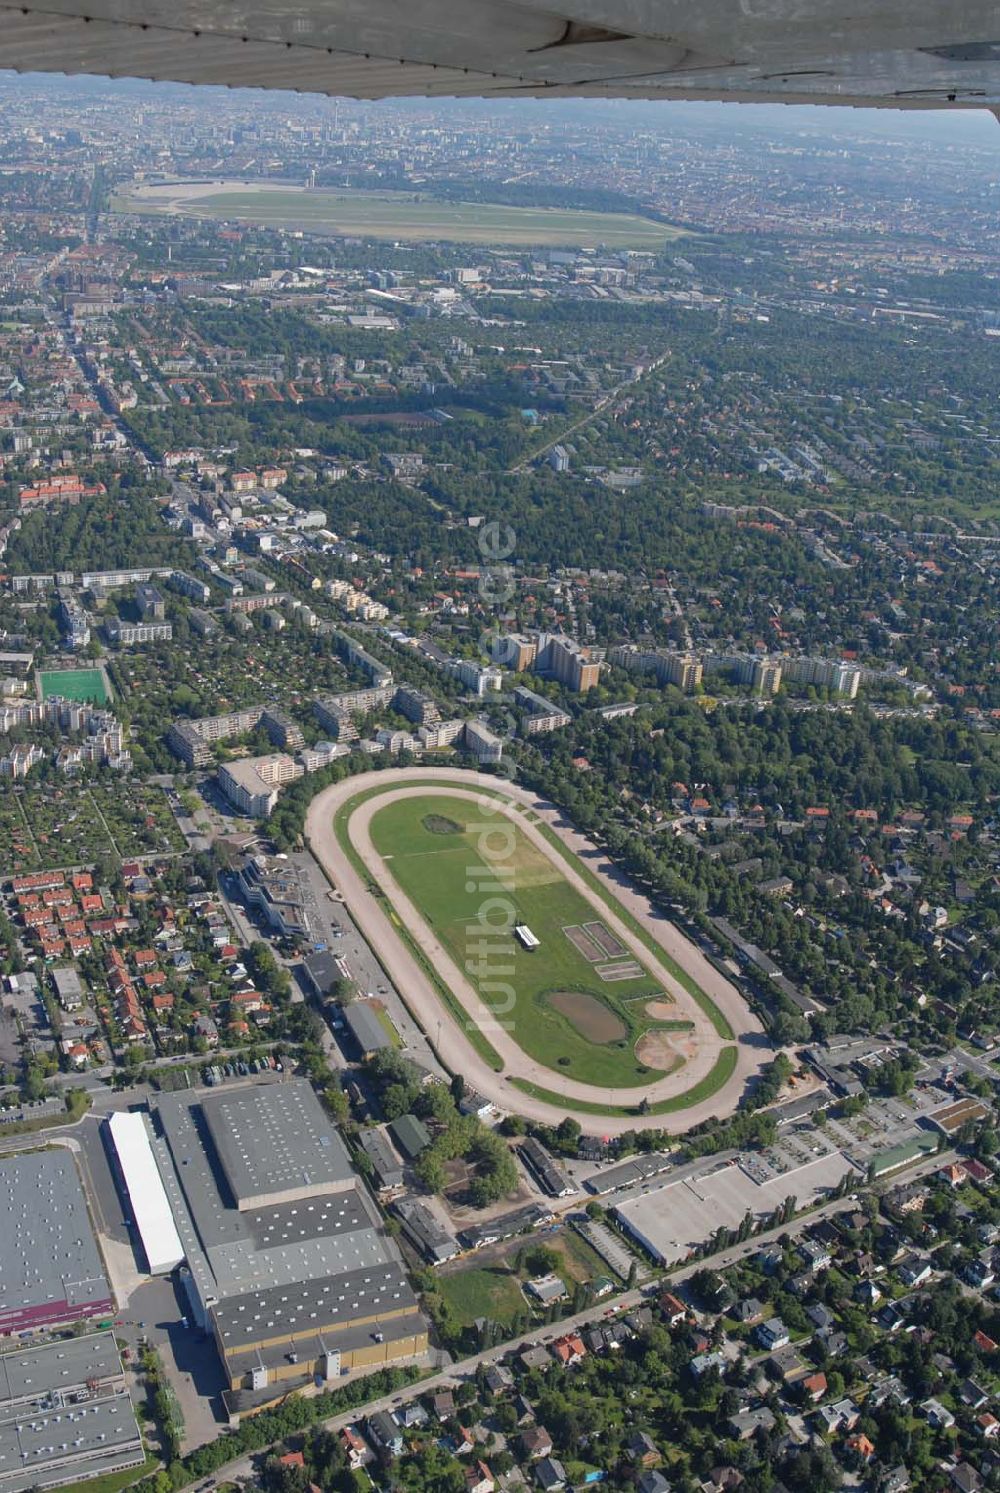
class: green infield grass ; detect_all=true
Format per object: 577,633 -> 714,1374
509,1045 -> 739,1117
367,791 -> 689,1087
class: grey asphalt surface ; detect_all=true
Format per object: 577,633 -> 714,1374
287,848 -> 446,1078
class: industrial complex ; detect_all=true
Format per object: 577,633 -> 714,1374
115,1078 -> 430,1407
0,1151 -> 144,1493
0,1078 -> 429,1468
105,1109 -> 184,1276
0,1333 -> 143,1493
0,1152 -> 114,1338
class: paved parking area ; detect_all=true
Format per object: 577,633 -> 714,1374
291,850 -> 445,1078
116,1275 -> 227,1454
821,1088 -> 945,1167
614,1147 -> 859,1266
573,1217 -> 639,1280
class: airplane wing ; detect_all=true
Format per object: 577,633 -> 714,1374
0,0 -> 998,109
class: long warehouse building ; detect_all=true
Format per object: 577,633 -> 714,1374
0,1332 -> 144,1493
105,1110 -> 185,1276
145,1079 -> 428,1404
0,1152 -> 114,1337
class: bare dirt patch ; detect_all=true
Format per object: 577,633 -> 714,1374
583,920 -> 628,959
635,1029 -> 687,1071
596,959 -> 644,982
563,924 -> 604,962
548,990 -> 628,1044
645,998 -> 677,1019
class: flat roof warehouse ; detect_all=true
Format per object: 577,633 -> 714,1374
142,1078 -> 428,1400
201,1082 -> 356,1209
0,1152 -> 113,1336
0,1332 -> 143,1493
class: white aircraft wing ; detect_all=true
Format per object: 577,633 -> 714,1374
0,0 -> 998,109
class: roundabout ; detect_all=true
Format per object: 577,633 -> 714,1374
304,768 -> 773,1133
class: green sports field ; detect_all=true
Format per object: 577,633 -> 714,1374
368,792 -> 692,1087
38,668 -> 110,705
113,181 -> 686,250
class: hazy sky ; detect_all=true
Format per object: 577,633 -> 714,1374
3,70 -> 998,150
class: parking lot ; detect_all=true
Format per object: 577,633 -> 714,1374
613,1143 -> 858,1267
821,1084 -> 949,1168
289,850 -> 445,1079
115,1274 -> 227,1453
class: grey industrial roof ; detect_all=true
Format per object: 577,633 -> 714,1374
238,1311 -> 428,1377
303,950 -> 341,997
394,1198 -> 458,1261
246,1189 -> 372,1250
152,1082 -> 425,1366
201,1078 -> 354,1208
50,966 -> 84,1001
0,1152 -> 110,1322
358,1127 -> 405,1184
0,1334 -> 123,1405
156,1090 -> 252,1250
389,1113 -> 432,1160
519,1136 -> 573,1196
154,1089 -> 389,1302
0,1399 -> 142,1493
459,1202 -> 553,1249
213,1260 -> 418,1348
584,1151 -> 674,1195
0,1333 -> 141,1493
344,1001 -> 393,1055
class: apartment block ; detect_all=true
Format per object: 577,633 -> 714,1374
418,718 -> 466,749
492,633 -> 538,672
136,584 -> 165,619
781,656 -> 861,697
59,592 -> 91,649
537,633 -> 601,693
659,651 -> 703,692
464,718 -> 504,763
169,570 -> 212,604
514,686 -> 571,734
450,658 -> 503,695
226,591 -> 292,615
394,685 -> 441,726
81,566 -> 172,591
105,618 -> 173,646
168,704 -> 304,767
218,754 -> 303,817
331,630 -> 393,687
754,660 -> 784,696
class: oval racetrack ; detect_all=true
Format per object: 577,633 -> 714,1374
305,768 -> 773,1134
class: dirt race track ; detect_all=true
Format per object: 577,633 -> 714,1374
305,768 -> 773,1134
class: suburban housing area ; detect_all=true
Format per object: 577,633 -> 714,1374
1,70 -> 1000,1493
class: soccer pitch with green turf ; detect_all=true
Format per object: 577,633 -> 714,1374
368,792 -> 690,1087
38,668 -> 110,704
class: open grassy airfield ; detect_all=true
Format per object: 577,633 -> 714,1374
112,180 -> 686,249
368,792 -> 692,1087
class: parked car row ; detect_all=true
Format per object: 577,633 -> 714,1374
203,1055 -> 281,1085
